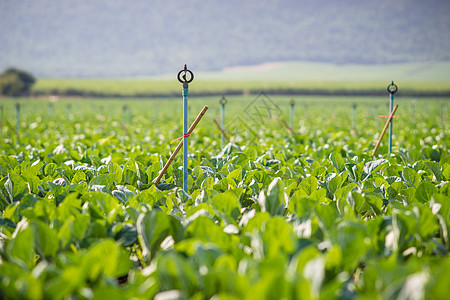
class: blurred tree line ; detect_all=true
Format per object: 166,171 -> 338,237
0,68 -> 36,96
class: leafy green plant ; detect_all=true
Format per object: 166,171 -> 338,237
0,96 -> 448,299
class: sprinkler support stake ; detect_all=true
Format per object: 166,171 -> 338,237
153,105 -> 208,187
372,104 -> 399,156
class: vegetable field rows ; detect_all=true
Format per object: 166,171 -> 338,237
0,96 -> 449,299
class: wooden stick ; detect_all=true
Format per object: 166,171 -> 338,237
280,119 -> 294,136
153,105 -> 209,186
213,119 -> 230,141
372,104 -> 398,156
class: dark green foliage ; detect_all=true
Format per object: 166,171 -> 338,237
0,96 -> 448,299
0,68 -> 36,96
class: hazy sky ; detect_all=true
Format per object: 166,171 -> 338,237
1,0 -> 449,77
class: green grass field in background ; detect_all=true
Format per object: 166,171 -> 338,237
31,61 -> 450,97
32,79 -> 450,97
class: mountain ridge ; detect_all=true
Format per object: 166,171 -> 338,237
1,0 -> 449,78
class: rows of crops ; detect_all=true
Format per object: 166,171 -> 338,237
32,78 -> 450,97
0,96 -> 449,299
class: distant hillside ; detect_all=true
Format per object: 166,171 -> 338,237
1,0 -> 450,78
195,61 -> 450,82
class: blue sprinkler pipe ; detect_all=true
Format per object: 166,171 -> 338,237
387,81 -> 398,154
177,65 -> 194,193
0,105 -> 3,137
183,87 -> 188,192
289,99 -> 295,131
15,103 -> 20,141
219,97 -> 227,149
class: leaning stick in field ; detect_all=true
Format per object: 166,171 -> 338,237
280,119 -> 294,136
213,119 -> 230,141
372,104 -> 399,156
153,105 -> 209,186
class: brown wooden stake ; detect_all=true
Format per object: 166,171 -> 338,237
153,105 -> 209,186
213,119 -> 230,141
280,119 -> 294,136
372,104 -> 399,156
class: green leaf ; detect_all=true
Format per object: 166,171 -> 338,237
258,177 -> 286,216
347,161 -> 365,182
137,211 -> 184,263
0,217 -> 16,228
82,191 -> 119,216
3,175 -> 13,203
0,261 -> 43,299
71,170 -> 86,184
210,190 -> 241,223
89,173 -> 115,186
391,211 -> 416,253
425,161 -> 442,181
157,182 -> 176,191
85,220 -> 108,241
226,168 -> 243,185
113,223 -> 138,247
185,215 -> 235,252
156,251 -> 198,295
364,194 -> 383,216
387,181 -> 405,200
124,169 -> 138,186
0,155 -> 19,176
428,258 -> 450,300
402,168 -> 420,188
362,159 -> 388,180
414,182 -> 438,203
288,245 -> 321,275
309,188 -> 327,202
31,220 -> 59,258
262,217 -> 297,258
442,164 -> 450,181
130,186 -> 165,207
299,176 -> 318,196
303,256 -> 325,297
112,185 -> 135,204
200,176 -> 215,190
289,193 -> 316,217
314,203 -> 339,236
329,152 -> 345,173
240,210 -> 270,233
415,204 -> 439,241
6,219 -> 35,269
399,187 -> 417,205
43,163 -> 57,177
108,162 -> 123,184
58,215 -> 89,248
82,239 -> 133,280
335,221 -> 368,271
327,175 -> 344,199
9,173 -> 29,201
335,183 -> 358,200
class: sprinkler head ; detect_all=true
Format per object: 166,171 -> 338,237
387,81 -> 398,94
219,96 -> 227,106
177,64 -> 194,88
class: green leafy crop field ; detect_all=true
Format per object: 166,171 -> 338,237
0,95 -> 449,299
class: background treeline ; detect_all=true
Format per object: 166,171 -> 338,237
24,78 -> 450,98
0,68 -> 36,96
